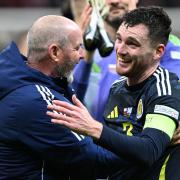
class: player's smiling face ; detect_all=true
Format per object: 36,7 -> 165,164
115,23 -> 156,80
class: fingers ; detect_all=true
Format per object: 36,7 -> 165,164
175,125 -> 180,134
47,111 -> 73,127
48,95 -> 85,112
47,96 -> 87,122
172,123 -> 180,145
47,110 -> 82,134
172,135 -> 179,143
47,103 -> 74,117
47,110 -> 70,121
72,95 -> 86,110
174,140 -> 180,145
83,3 -> 92,13
80,4 -> 92,34
173,125 -> 180,138
50,99 -> 79,112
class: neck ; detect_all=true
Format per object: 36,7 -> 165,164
27,60 -> 53,77
127,65 -> 158,86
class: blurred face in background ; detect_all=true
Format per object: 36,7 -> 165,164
105,0 -> 130,28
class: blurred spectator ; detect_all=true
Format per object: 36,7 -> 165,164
0,0 -> 180,7
0,0 -> 62,7
139,0 -> 180,7
61,0 -> 74,20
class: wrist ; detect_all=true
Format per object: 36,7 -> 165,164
88,120 -> 103,140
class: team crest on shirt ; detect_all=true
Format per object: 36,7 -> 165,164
136,99 -> 143,119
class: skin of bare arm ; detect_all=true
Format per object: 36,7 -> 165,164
77,3 -> 95,62
172,122 -> 180,145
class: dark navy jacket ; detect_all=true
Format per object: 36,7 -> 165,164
0,42 -> 127,179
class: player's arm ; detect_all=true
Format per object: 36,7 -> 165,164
97,113 -> 175,166
15,86 -> 129,178
47,94 -> 178,166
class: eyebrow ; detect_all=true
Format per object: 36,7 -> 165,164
127,37 -> 140,44
116,32 -> 147,44
116,32 -> 121,38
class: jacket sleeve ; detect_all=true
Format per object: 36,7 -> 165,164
96,125 -> 170,167
13,86 -> 129,178
72,60 -> 92,101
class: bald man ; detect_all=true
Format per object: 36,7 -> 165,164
0,15 -> 127,179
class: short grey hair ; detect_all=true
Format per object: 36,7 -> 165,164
27,15 -> 77,62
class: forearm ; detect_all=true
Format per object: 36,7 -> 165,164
95,144 -> 134,177
94,126 -> 170,166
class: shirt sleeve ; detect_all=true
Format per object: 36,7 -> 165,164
13,86 -> 129,178
98,71 -> 180,168
97,124 -> 170,167
97,94 -> 180,166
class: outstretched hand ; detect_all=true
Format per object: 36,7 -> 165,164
47,95 -> 103,139
79,4 -> 92,35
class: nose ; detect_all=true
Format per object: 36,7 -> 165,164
106,0 -> 120,5
115,40 -> 127,55
79,46 -> 85,59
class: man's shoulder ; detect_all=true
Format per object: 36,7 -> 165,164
146,67 -> 180,105
8,84 -> 66,106
150,67 -> 179,94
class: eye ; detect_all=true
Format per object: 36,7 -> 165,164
79,44 -> 85,50
127,41 -> 140,49
115,37 -> 122,44
73,44 -> 84,51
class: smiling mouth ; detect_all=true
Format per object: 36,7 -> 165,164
117,55 -> 131,63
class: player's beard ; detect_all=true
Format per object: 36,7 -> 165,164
105,16 -> 122,30
55,59 -> 75,80
105,6 -> 128,30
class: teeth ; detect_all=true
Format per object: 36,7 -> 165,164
117,54 -> 125,62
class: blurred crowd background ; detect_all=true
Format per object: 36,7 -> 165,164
0,0 -> 180,8
0,0 -> 179,53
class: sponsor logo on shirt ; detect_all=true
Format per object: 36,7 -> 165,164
107,106 -> 119,119
154,105 -> 179,120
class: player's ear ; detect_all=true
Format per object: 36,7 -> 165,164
154,44 -> 165,60
48,43 -> 62,62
